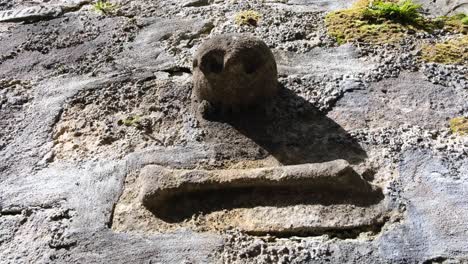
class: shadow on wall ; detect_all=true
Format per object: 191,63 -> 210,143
143,86 -> 375,223
206,86 -> 367,165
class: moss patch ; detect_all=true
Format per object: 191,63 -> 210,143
325,0 -> 434,44
439,13 -> 468,34
421,35 -> 468,65
363,0 -> 422,23
235,10 -> 261,27
449,117 -> 468,136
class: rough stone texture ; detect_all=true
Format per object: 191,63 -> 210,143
274,44 -> 376,76
117,17 -> 214,73
193,34 -> 278,108
415,0 -> 468,16
0,0 -> 467,263
268,0 -> 354,13
0,1 -> 89,22
378,150 -> 468,262
328,72 -> 468,131
0,6 -> 62,22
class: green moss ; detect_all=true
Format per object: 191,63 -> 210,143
93,0 -> 117,15
421,35 -> 468,64
449,117 -> 468,136
439,13 -> 468,34
363,0 -> 422,23
235,10 -> 261,27
462,16 -> 468,25
326,4 -> 405,44
325,0 -> 436,44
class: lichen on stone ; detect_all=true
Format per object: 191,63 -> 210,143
93,0 -> 117,15
235,10 -> 261,27
121,115 -> 141,127
325,0 -> 431,44
421,35 -> 468,65
449,117 -> 468,136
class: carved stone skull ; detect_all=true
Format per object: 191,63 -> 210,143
192,34 -> 278,109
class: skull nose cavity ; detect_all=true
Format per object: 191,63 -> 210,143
243,56 -> 259,74
201,49 -> 225,74
240,50 -> 261,74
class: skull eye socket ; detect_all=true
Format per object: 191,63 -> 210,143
244,60 -> 257,74
200,49 -> 225,74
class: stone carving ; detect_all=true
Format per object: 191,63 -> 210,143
192,34 -> 278,111
114,34 -> 388,235
136,160 -> 385,233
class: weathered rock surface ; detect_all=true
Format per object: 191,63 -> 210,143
268,0 -> 354,12
0,0 -> 467,263
0,0 -> 89,22
378,149 -> 468,262
274,44 -> 376,76
416,0 -> 468,16
117,17 -> 214,73
328,72 -> 468,131
0,6 -> 62,22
